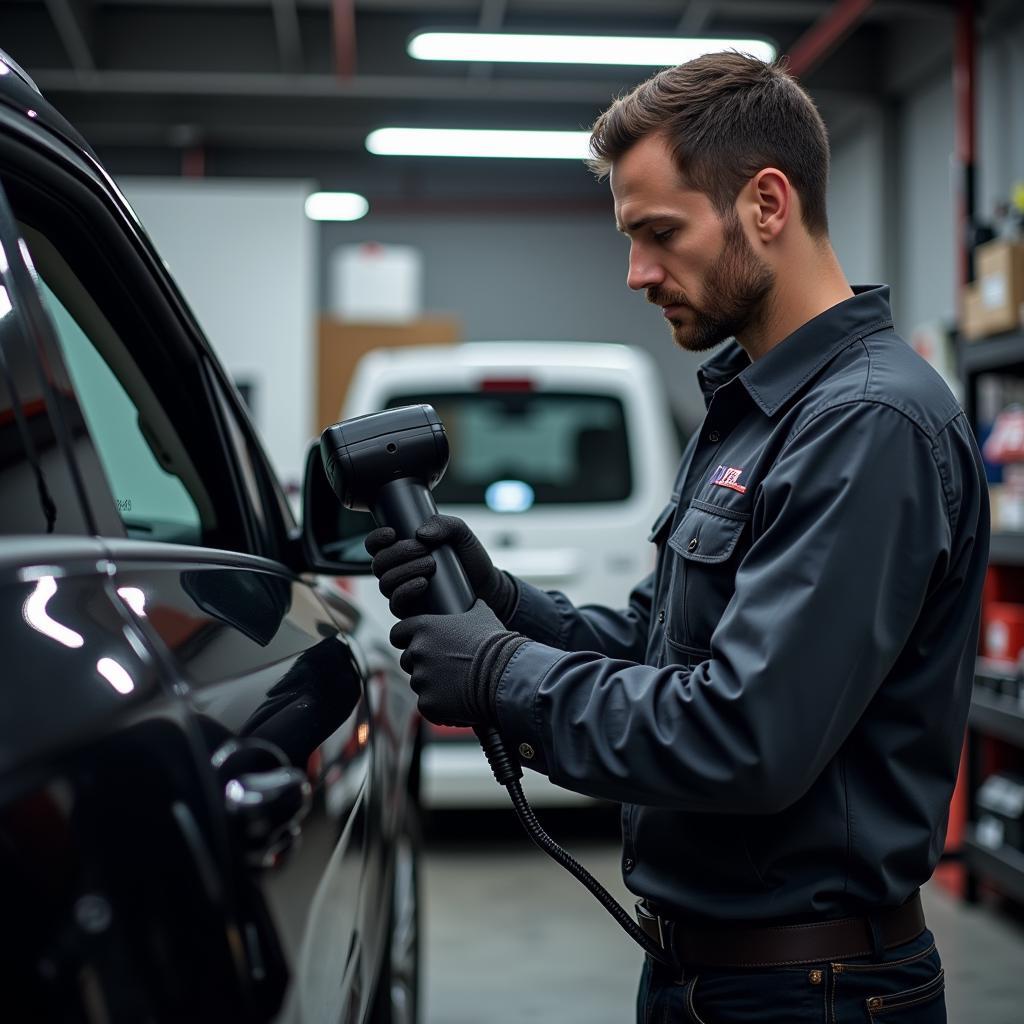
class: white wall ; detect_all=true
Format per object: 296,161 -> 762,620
122,178 -> 316,486
896,73 -> 957,335
828,118 -> 887,287
317,213 -> 711,429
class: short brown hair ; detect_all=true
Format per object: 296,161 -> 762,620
589,52 -> 830,236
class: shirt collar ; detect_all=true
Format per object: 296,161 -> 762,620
696,285 -> 894,416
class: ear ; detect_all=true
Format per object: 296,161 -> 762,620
747,168 -> 791,243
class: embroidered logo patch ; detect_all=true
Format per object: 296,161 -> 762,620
710,465 -> 747,494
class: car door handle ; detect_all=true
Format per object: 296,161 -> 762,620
225,766 -> 312,869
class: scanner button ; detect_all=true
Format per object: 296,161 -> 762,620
518,743 -> 535,760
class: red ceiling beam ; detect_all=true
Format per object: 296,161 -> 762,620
332,0 -> 357,79
785,0 -> 876,78
954,0 -> 977,288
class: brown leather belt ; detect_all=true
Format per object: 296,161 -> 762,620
635,890 -> 926,969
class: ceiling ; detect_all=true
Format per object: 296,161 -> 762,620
1,0 -> 1000,200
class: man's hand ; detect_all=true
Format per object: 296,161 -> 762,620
365,514 -> 517,619
389,599 -> 529,727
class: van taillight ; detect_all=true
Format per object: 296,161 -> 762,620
479,378 -> 534,392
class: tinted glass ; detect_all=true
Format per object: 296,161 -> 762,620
0,275 -> 90,536
384,391 -> 633,506
21,225 -> 210,545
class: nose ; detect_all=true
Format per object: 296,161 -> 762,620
626,243 -> 663,292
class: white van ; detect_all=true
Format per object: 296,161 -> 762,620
340,341 -> 681,807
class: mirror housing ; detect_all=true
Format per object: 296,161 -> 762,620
300,440 -> 376,574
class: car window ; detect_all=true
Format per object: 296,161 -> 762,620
36,273 -> 204,543
0,193 -> 94,536
21,226 -> 208,544
0,322 -> 91,536
384,391 -> 633,507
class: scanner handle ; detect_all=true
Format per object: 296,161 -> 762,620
371,477 -> 475,615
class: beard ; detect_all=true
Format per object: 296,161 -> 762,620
648,212 -> 775,353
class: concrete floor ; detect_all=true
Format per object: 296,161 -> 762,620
421,807 -> 1024,1024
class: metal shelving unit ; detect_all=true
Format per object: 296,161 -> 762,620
959,331 -> 1024,378
988,532 -> 1024,566
959,332 -> 1024,902
969,685 -> 1024,746
963,829 -> 1024,905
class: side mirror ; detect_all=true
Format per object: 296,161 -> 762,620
300,440 -> 376,574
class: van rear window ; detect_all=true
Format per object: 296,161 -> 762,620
384,391 -> 632,506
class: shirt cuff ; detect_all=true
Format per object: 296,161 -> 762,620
493,639 -> 569,776
505,579 -> 572,649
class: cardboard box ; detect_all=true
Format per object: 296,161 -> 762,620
964,239 -> 1024,340
316,315 -> 462,433
962,283 -> 989,341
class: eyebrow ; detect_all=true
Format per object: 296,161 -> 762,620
616,214 -> 677,234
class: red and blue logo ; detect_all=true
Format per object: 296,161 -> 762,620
710,465 -> 747,494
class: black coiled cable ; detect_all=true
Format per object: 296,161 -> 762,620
474,725 -> 672,966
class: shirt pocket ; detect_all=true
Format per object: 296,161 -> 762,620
665,502 -> 749,650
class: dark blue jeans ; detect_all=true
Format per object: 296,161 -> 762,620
637,929 -> 945,1023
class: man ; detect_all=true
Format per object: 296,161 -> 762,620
367,53 -> 988,1022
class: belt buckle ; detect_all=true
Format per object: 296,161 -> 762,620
634,899 -> 666,950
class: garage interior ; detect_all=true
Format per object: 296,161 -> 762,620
5,0 -> 1024,1021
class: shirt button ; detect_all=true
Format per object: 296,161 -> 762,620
708,430 -> 721,443
518,743 -> 535,760
808,969 -> 823,986
623,858 -> 635,872
658,610 -> 665,623
687,538 -> 698,552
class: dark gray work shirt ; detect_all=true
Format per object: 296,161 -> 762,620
495,286 -> 990,922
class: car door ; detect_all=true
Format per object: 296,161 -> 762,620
0,108 -> 390,1023
0,163 -> 274,1022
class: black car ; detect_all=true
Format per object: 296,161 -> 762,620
0,50 -> 422,1023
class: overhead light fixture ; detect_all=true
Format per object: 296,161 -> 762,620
305,192 -> 369,222
366,127 -> 591,160
408,32 -> 776,67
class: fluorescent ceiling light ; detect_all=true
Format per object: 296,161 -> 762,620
366,127 -> 591,160
408,32 -> 776,66
305,191 -> 369,221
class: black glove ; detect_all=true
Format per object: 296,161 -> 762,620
389,599 -> 529,727
365,514 -> 518,620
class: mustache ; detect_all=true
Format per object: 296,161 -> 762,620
646,286 -> 690,308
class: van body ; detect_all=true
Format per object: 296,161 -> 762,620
341,341 -> 681,807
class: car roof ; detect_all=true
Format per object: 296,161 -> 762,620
0,49 -> 94,157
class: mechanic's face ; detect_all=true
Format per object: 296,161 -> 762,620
611,133 -> 774,352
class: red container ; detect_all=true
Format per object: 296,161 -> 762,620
983,601 -> 1024,662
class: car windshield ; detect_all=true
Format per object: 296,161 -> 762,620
383,391 -> 632,506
